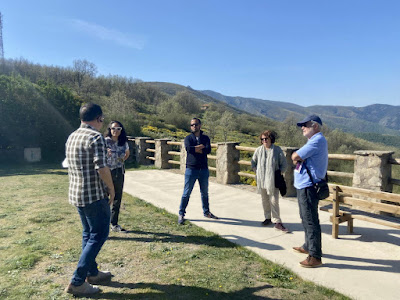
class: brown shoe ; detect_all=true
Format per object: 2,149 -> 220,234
293,246 -> 309,254
86,270 -> 112,284
274,223 -> 289,232
65,282 -> 100,296
204,212 -> 219,219
300,255 -> 322,268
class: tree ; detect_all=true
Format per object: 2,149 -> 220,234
218,111 -> 236,142
203,110 -> 220,141
279,114 -> 305,147
171,91 -> 201,115
158,98 -> 189,130
0,75 -> 82,162
72,59 -> 97,97
157,92 -> 202,130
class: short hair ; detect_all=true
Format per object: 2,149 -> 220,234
191,117 -> 201,125
259,130 -> 277,144
311,121 -> 322,128
105,120 -> 128,146
80,103 -> 103,122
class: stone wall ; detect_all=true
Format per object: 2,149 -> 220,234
134,137 -> 152,165
216,142 -> 240,184
353,151 -> 393,192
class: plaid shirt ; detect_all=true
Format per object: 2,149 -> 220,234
65,123 -> 108,207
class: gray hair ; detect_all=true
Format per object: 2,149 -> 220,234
311,121 -> 322,127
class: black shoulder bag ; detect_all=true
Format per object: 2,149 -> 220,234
304,163 -> 329,200
274,170 -> 287,197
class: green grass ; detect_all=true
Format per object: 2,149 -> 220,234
0,164 -> 351,300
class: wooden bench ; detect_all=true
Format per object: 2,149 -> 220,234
320,184 -> 400,238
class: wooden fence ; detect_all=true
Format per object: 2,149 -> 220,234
128,137 -> 400,195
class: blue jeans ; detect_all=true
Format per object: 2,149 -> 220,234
71,198 -> 110,286
179,168 -> 210,216
297,187 -> 322,259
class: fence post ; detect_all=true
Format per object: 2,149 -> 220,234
216,142 -> 240,184
135,137 -> 152,165
180,140 -> 186,174
281,146 -> 298,197
155,139 -> 172,169
126,136 -> 136,163
353,150 -> 394,192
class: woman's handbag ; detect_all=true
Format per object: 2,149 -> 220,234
304,163 -> 329,200
274,170 -> 287,196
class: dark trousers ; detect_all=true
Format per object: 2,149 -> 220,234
110,168 -> 125,226
297,187 -> 322,259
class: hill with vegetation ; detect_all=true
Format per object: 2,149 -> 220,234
0,58 -> 398,165
199,90 -> 400,136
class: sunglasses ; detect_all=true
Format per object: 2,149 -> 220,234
111,127 -> 122,131
260,137 -> 269,141
301,122 -> 314,128
98,116 -> 105,123
191,123 -> 199,127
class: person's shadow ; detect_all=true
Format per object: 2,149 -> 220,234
108,230 -> 237,249
89,281 -> 277,299
322,253 -> 400,272
109,228 -> 284,251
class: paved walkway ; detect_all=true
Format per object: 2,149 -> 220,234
124,170 -> 400,300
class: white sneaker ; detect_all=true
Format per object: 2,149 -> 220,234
65,281 -> 100,296
111,224 -> 127,232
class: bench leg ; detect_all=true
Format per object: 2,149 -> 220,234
347,218 -> 353,234
332,186 -> 340,239
332,217 -> 339,239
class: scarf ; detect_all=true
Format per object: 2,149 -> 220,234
254,144 -> 276,195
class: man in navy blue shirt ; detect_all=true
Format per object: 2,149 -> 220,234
291,115 -> 328,268
178,118 -> 218,224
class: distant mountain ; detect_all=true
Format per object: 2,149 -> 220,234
142,82 -> 257,115
200,90 -> 400,136
141,82 -> 400,136
199,90 -> 307,120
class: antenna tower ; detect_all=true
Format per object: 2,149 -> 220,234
0,12 -> 4,60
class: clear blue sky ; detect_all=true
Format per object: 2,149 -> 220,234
2,1 -> 399,107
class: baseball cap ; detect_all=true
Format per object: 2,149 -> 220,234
297,114 -> 322,127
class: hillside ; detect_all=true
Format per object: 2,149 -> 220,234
145,82 -> 400,149
142,82 -> 249,116
1,58 -> 399,163
200,89 -> 307,119
200,90 -> 400,136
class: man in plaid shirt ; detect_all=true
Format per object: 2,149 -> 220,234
64,103 -> 115,296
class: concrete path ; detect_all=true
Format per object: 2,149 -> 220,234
124,170 -> 400,300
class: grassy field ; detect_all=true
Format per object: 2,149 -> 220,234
0,164 -> 350,300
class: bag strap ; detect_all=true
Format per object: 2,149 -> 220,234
303,160 -> 328,185
303,162 -> 316,185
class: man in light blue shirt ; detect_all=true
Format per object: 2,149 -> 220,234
291,115 -> 328,268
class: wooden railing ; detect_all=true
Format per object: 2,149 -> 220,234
389,158 -> 400,186
236,145 -> 256,179
235,148 -> 358,182
129,137 -> 400,192
145,139 -> 155,161
167,141 -> 181,166
326,154 -> 355,180
208,144 -> 218,172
